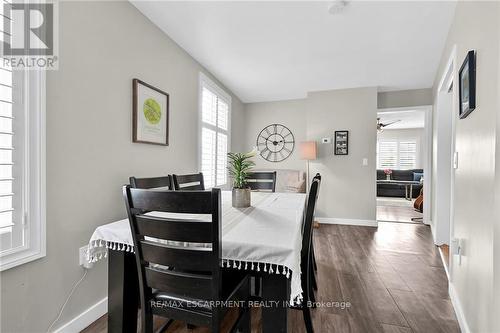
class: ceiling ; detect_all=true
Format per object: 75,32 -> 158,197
131,1 -> 456,103
378,110 -> 425,130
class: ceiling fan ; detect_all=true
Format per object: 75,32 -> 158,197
377,118 -> 401,133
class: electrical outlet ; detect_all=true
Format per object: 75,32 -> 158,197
79,245 -> 93,269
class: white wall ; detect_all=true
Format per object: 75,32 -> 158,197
243,99 -> 306,171
432,1 -> 499,332
0,2 -> 245,332
377,128 -> 425,169
494,3 -> 500,330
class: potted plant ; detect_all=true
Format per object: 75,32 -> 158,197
228,151 -> 255,208
384,169 -> 393,180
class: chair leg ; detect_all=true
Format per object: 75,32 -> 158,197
141,308 -> 153,333
211,312 -> 221,333
310,265 -> 317,291
302,307 -> 314,333
253,276 -> 262,298
312,245 -> 318,272
309,282 -> 317,307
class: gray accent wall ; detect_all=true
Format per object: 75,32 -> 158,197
0,2 -> 245,332
306,88 -> 378,221
244,99 -> 307,171
243,87 -> 378,221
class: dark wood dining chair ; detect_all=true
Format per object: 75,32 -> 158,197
129,176 -> 173,190
246,171 -> 277,192
123,186 -> 251,333
311,173 -> 321,277
172,173 -> 205,190
291,177 -> 320,333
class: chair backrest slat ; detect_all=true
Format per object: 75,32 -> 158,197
141,240 -> 213,272
135,215 -> 212,243
130,176 -> 173,190
145,267 -> 213,299
172,173 -> 205,191
124,186 -> 221,304
246,171 -> 277,192
129,189 -> 212,213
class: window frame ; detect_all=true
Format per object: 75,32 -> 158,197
377,138 -> 418,170
0,69 -> 46,271
198,72 -> 231,188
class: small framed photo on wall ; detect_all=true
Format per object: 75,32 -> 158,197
334,130 -> 349,155
458,50 -> 476,119
133,79 -> 169,145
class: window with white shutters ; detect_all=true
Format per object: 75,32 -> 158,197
377,141 -> 398,169
0,2 -> 46,271
199,73 -> 230,188
377,139 -> 417,170
398,141 -> 417,169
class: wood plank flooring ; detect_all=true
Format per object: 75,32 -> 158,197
82,222 -> 459,333
376,197 -> 423,224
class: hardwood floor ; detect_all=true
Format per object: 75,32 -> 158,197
439,245 -> 450,269
377,197 -> 423,224
82,222 -> 459,333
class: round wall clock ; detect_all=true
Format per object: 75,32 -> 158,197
256,124 -> 295,162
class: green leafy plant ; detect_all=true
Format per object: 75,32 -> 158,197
227,151 -> 256,189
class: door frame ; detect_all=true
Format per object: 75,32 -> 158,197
377,105 -> 433,226
435,45 -> 457,279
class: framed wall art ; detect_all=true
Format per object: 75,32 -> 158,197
334,130 -> 349,155
133,79 -> 169,145
458,50 -> 476,119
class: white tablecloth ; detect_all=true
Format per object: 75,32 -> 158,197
88,191 -> 306,303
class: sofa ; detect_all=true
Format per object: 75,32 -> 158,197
377,169 -> 423,198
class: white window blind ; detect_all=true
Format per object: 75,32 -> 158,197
377,141 -> 398,169
0,1 -> 18,253
398,141 -> 417,169
377,140 -> 417,170
0,2 -> 46,271
199,74 -> 230,188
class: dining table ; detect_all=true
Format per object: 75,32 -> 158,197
87,190 -> 307,333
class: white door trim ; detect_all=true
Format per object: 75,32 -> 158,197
377,105 -> 433,226
435,45 -> 457,279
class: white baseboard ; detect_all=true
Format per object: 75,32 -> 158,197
317,217 -> 378,227
53,297 -> 107,333
449,283 -> 470,333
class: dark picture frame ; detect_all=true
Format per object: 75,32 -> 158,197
458,50 -> 476,119
133,79 -> 169,145
334,130 -> 349,155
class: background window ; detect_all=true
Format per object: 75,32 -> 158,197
199,73 -> 231,188
0,9 -> 46,270
377,140 -> 417,170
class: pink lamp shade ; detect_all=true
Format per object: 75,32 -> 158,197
299,141 -> 317,160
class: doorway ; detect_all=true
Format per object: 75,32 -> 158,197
376,108 -> 430,224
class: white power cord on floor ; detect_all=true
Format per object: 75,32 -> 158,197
46,268 -> 88,333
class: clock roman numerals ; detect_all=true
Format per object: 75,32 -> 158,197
256,124 -> 295,162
